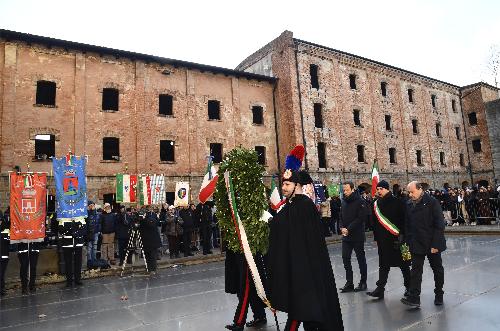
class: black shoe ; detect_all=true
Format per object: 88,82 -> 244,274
434,293 -> 443,306
74,280 -> 83,286
366,287 -> 384,299
66,281 -> 73,288
225,323 -> 244,331
29,285 -> 36,293
0,288 -> 6,296
203,251 -> 213,255
340,282 -> 355,293
354,282 -> 367,292
404,288 -> 410,297
401,296 -> 420,308
246,317 -> 267,327
21,286 -> 28,295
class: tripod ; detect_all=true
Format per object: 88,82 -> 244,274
120,226 -> 149,277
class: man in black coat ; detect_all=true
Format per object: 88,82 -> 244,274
0,209 -> 10,296
339,181 -> 369,293
198,202 -> 213,255
367,180 -> 410,299
401,181 -> 446,308
116,206 -> 131,266
268,170 -> 344,331
178,206 -> 195,257
139,206 -> 162,274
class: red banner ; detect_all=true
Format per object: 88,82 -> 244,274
10,173 -> 47,243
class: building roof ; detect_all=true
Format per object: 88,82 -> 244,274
0,29 -> 276,83
460,82 -> 499,91
294,38 -> 461,89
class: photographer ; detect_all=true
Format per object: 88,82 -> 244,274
116,206 -> 132,267
165,206 -> 182,259
139,206 -> 162,274
179,205 -> 195,257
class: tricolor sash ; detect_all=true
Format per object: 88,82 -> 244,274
373,199 -> 400,236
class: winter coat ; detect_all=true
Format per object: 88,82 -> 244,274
179,208 -> 195,230
115,212 -> 131,240
340,191 -> 369,242
139,212 -> 162,250
165,211 -> 183,236
100,211 -> 116,234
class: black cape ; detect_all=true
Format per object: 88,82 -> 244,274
268,194 -> 344,330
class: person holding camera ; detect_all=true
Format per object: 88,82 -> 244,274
139,206 -> 162,274
165,206 -> 182,259
179,205 -> 195,257
116,206 -> 132,267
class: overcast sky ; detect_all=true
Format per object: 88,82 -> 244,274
1,0 -> 499,87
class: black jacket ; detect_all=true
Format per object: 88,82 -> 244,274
115,212 -> 131,240
340,191 -> 369,242
405,193 -> 447,255
139,212 -> 162,250
179,208 -> 195,230
198,203 -> 213,227
100,212 -> 116,234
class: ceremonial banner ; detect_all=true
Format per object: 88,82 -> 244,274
151,174 -> 166,205
116,174 -> 137,203
313,181 -> 326,204
138,175 -> 152,205
10,173 -> 47,243
53,155 -> 88,220
174,181 -> 189,207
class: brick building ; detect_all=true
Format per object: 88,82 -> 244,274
0,30 -> 278,208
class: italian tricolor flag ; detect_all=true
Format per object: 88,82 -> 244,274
138,175 -> 152,205
198,158 -> 218,204
371,160 -> 379,198
269,177 -> 285,211
116,174 -> 137,203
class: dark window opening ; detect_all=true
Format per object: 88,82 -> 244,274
208,100 -> 221,120
353,109 -> 361,126
431,94 -> 437,108
436,122 -> 442,137
381,82 -> 387,97
455,127 -> 461,140
412,119 -> 418,134
318,142 -> 327,168
103,137 -> 119,161
389,147 -> 397,164
102,88 -> 119,111
252,106 -> 264,125
349,74 -> 357,89
36,80 -> 56,106
160,140 -> 175,162
165,192 -> 175,205
34,134 -> 55,160
385,115 -> 392,131
314,103 -> 323,128
357,145 -> 365,163
255,146 -> 266,165
408,89 -> 414,103
210,143 -> 223,163
159,94 -> 173,116
459,153 -> 465,166
452,99 -> 457,112
416,150 -> 423,166
310,64 -> 319,89
468,112 -> 477,125
440,152 -> 445,165
472,139 -> 482,153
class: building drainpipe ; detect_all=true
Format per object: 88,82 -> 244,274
459,91 -> 474,186
294,44 -> 309,170
272,81 -> 281,176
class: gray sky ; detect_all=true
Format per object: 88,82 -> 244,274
1,0 -> 499,87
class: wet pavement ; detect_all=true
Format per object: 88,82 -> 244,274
1,235 -> 499,331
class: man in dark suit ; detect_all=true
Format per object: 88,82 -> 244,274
401,181 -> 446,308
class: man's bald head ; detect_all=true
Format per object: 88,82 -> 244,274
407,181 -> 423,201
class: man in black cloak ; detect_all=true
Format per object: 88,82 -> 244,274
268,169 -> 344,331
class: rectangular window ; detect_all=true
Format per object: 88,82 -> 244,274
349,74 -> 357,90
440,152 -> 445,165
381,82 -> 387,97
314,103 -> 323,128
103,137 -> 120,161
436,122 -> 442,137
36,81 -> 56,106
353,109 -> 361,126
389,147 -> 396,164
208,100 -> 221,120
431,94 -> 437,108
255,146 -> 266,165
34,134 -> 55,159
408,89 -> 414,103
472,139 -> 482,153
210,143 -> 223,163
160,140 -> 175,162
468,112 -> 478,125
416,150 -> 423,166
252,106 -> 264,125
310,64 -> 319,89
159,94 -> 173,116
318,142 -> 327,168
452,99 -> 457,112
385,115 -> 392,131
459,153 -> 465,166
102,88 -> 119,111
455,127 -> 461,140
357,145 -> 365,163
412,119 -> 418,134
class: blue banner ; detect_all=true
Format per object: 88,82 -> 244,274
53,155 -> 88,220
313,181 -> 326,204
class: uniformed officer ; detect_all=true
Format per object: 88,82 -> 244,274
59,215 -> 86,287
17,241 -> 40,294
0,208 -> 10,297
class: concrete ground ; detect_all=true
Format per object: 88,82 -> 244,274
1,235 -> 499,330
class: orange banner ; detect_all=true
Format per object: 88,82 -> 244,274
10,173 -> 47,243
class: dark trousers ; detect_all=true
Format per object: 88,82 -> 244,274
0,258 -> 8,292
117,238 -> 129,265
233,267 -> 266,326
167,235 -> 179,257
212,225 -> 220,248
330,218 -> 340,235
409,252 -> 444,298
201,225 -> 212,254
342,240 -> 367,284
144,248 -> 158,272
285,318 -> 326,331
183,229 -> 192,256
63,246 -> 83,283
322,217 -> 331,236
376,265 -> 410,289
17,243 -> 39,289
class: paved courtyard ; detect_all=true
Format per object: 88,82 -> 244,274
1,235 -> 499,331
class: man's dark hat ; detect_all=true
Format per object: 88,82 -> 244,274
376,180 -> 390,190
